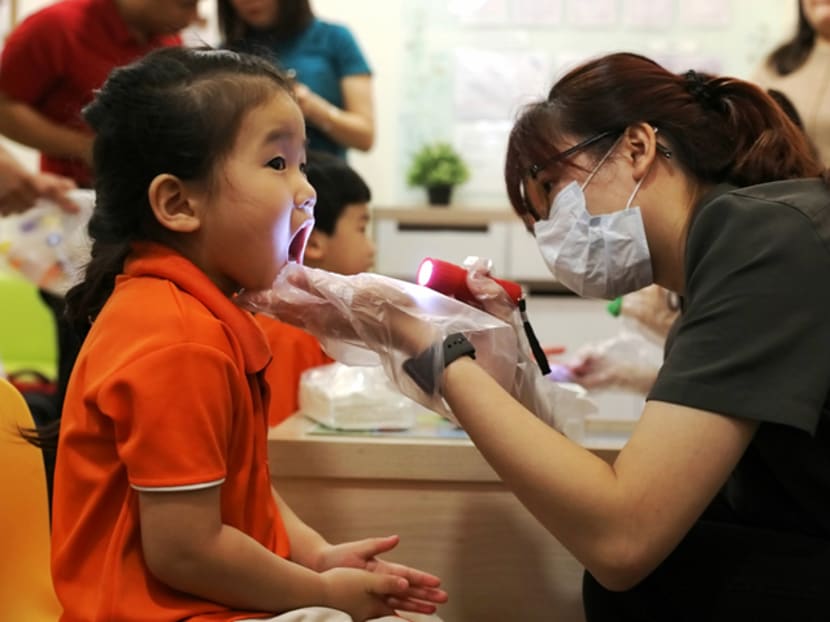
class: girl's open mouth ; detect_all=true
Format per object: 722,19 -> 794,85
287,218 -> 315,263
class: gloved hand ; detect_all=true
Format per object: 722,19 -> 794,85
464,257 -> 518,322
617,285 -> 679,344
464,257 -> 597,433
567,332 -> 662,395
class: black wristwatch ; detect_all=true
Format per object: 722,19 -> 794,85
403,332 -> 476,395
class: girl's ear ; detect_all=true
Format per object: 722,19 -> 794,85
148,174 -> 202,233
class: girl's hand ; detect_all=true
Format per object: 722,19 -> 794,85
318,535 -> 448,615
320,566 -> 407,620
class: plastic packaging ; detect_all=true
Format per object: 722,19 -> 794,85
0,189 -> 94,296
567,285 -> 677,394
463,257 -> 597,431
298,362 -> 429,430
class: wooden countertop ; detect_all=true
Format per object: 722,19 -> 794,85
268,413 -> 622,483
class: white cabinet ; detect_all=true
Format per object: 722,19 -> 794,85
373,206 -> 543,284
374,218 -> 509,280
506,220 -> 554,282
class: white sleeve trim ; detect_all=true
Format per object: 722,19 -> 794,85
131,478 -> 225,492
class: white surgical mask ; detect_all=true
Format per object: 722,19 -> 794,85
533,142 -> 654,299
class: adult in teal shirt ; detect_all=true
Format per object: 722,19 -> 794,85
218,0 -> 374,158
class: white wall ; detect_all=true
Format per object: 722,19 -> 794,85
311,0 -> 403,206
4,1 -> 798,207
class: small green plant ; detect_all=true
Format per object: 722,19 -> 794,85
406,142 -> 470,188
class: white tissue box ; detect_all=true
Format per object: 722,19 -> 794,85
298,362 -> 424,430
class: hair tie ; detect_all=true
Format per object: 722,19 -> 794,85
684,69 -> 717,108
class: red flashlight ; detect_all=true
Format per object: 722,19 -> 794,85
416,257 -> 523,306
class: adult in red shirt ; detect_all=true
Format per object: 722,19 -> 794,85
0,0 -> 199,188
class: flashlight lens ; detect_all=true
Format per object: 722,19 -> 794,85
417,259 -> 434,286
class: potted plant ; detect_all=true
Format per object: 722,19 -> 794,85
406,142 -> 470,206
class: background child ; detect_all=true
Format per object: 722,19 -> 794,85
301,150 -> 376,275
54,46 -> 446,621
258,150 -> 376,426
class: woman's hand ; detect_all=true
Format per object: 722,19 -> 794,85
465,257 -> 519,322
292,82 -> 314,116
567,346 -> 658,395
621,285 -> 679,340
278,265 -> 440,356
317,535 -> 448,616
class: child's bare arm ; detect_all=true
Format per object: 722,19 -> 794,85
270,487 -> 331,570
138,486 -> 409,619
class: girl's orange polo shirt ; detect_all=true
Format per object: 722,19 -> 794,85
256,315 -> 332,426
51,243 -> 289,621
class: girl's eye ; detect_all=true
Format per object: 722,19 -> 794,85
300,162 -> 307,175
267,156 -> 286,170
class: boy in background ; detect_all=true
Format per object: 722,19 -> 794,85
258,150 -> 376,425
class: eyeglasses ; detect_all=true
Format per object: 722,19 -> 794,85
521,128 -> 672,225
528,130 -> 618,181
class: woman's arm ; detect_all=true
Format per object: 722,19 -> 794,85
442,357 -> 757,591
295,75 -> 375,151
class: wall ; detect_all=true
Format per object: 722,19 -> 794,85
3,0 -> 798,206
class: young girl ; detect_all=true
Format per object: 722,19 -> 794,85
52,47 -> 446,622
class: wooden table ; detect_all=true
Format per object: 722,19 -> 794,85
269,414 -> 622,622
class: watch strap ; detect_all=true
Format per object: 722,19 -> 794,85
403,332 -> 476,395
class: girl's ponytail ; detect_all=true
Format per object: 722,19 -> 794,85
64,239 -> 131,340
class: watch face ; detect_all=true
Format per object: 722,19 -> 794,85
403,333 -> 475,396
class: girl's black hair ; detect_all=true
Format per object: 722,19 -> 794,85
64,47 -> 294,341
767,3 -> 815,76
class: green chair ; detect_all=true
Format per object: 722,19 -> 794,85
0,271 -> 57,379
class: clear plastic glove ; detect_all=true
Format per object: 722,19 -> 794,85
464,257 -> 597,432
238,263 -> 519,423
464,256 -> 518,321
567,332 -> 663,395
